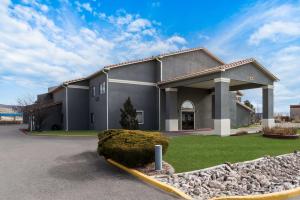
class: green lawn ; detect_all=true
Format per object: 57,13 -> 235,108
164,134 -> 300,173
30,130 -> 99,136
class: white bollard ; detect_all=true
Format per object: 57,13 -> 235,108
155,145 -> 162,171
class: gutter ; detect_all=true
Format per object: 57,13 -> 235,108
156,57 -> 163,131
62,84 -> 69,131
102,68 -> 109,130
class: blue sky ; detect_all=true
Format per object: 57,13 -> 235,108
1,0 -> 300,114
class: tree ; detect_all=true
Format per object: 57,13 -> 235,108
119,97 -> 139,130
244,100 -> 255,111
17,94 -> 49,131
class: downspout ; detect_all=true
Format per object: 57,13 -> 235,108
156,57 -> 163,131
62,84 -> 69,131
102,69 -> 109,130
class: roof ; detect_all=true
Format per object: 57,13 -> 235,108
28,101 -> 62,112
290,105 -> 300,108
236,101 -> 255,112
87,47 -> 225,79
48,77 -> 87,93
158,58 -> 279,85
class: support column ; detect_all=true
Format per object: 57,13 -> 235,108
214,78 -> 231,136
165,88 -> 178,131
262,85 -> 275,128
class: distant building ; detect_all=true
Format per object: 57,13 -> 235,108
290,105 -> 300,121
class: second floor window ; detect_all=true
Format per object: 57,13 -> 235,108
100,82 -> 106,94
92,86 -> 96,97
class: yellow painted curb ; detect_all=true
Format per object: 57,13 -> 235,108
107,159 -> 192,200
211,186 -> 300,200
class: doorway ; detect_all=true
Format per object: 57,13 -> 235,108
181,100 -> 195,130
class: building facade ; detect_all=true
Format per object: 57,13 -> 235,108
33,47 -> 278,136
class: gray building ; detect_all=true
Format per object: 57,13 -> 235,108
290,105 -> 300,121
33,47 -> 278,136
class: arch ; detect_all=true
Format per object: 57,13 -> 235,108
181,100 -> 195,111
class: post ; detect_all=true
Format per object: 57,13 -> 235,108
262,85 -> 275,128
165,88 -> 178,131
155,145 -> 162,171
214,78 -> 231,136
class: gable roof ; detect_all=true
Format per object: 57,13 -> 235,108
158,58 -> 279,85
87,47 -> 225,79
48,77 -> 87,93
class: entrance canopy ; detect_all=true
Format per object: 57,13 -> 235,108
158,58 -> 278,90
160,58 -> 279,136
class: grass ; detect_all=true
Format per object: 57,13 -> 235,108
30,130 -> 99,136
164,133 -> 300,173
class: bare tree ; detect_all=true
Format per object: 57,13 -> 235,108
17,94 -> 50,131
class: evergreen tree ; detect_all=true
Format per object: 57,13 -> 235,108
119,97 -> 139,130
244,100 -> 255,111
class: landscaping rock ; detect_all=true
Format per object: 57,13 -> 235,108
155,152 -> 300,200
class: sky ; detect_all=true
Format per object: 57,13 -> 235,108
0,0 -> 300,114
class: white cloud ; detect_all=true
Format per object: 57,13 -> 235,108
127,18 -> 152,32
206,1 -> 300,113
0,0 -> 186,104
75,1 -> 93,13
249,21 -> 300,45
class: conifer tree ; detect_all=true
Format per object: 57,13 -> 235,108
119,97 -> 139,130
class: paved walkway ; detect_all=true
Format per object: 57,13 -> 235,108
0,125 -> 176,200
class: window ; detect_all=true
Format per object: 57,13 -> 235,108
99,83 -> 101,95
90,113 -> 94,124
136,110 -> 144,124
92,86 -> 96,97
102,82 -> 106,94
99,82 -> 106,94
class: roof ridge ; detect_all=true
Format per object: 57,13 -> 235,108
158,57 -> 278,85
103,46 -> 226,70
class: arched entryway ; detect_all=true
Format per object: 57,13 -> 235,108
181,100 -> 195,130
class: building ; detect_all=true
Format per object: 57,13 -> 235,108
290,105 -> 300,122
32,47 -> 278,136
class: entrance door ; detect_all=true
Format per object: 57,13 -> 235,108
182,111 -> 194,130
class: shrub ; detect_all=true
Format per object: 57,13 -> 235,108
97,129 -> 169,167
262,127 -> 297,136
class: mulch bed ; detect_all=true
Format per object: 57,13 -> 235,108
263,134 -> 299,139
135,161 -> 175,176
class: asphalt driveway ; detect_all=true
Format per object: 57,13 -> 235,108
0,125 -> 176,200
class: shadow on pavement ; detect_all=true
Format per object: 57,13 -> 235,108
48,151 -> 126,182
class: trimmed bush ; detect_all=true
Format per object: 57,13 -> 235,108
97,129 -> 169,167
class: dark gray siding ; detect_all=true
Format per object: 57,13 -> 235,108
177,87 -> 213,129
223,63 -> 274,85
108,60 -> 159,82
68,88 -> 89,130
53,88 -> 66,130
236,104 -> 251,127
89,73 -> 107,130
108,83 -> 158,130
162,50 -> 222,81
41,105 -> 62,130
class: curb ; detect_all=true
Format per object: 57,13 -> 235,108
211,186 -> 300,200
106,159 -> 192,200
